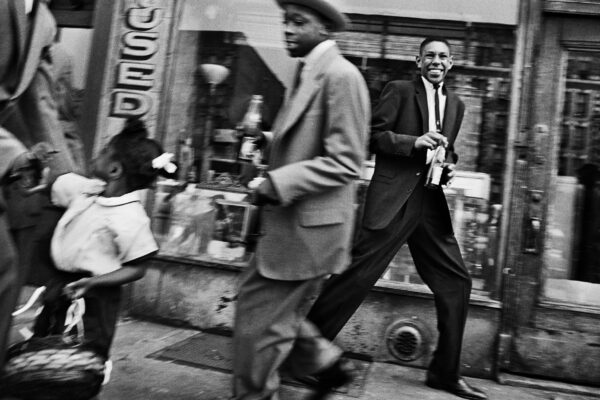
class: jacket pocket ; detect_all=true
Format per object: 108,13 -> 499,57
299,209 -> 344,227
372,172 -> 394,183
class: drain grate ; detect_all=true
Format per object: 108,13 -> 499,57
148,330 -> 371,398
385,318 -> 431,362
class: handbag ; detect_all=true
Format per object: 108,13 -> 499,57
1,292 -> 107,400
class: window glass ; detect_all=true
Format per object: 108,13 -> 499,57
542,50 -> 600,307
153,0 -> 517,299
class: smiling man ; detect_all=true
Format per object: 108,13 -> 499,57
306,37 -> 488,400
230,1 -> 370,400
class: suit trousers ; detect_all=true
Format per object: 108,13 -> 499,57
307,180 -> 472,382
232,266 -> 342,400
0,212 -> 20,368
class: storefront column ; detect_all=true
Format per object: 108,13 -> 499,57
79,0 -> 180,157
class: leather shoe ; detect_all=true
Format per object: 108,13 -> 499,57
426,373 -> 488,400
304,358 -> 356,400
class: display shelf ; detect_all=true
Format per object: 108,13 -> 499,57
155,252 -> 252,271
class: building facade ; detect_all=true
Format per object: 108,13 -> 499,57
56,0 -> 599,386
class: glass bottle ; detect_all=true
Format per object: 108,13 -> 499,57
179,137 -> 197,183
425,143 -> 447,189
237,95 -> 263,162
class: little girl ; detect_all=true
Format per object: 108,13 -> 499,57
33,118 -> 175,359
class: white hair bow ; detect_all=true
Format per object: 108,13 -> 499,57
152,153 -> 177,174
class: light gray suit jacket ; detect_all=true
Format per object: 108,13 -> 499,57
256,44 -> 370,280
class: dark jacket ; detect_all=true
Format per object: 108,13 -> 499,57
363,77 -> 465,230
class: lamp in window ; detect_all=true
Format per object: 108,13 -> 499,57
198,63 -> 230,182
200,63 -> 230,95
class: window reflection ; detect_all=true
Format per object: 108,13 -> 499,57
152,0 -> 516,299
543,50 -> 600,306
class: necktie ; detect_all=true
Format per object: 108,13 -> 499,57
433,83 -> 442,132
292,61 -> 304,95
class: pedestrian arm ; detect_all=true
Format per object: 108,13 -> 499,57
267,68 -> 370,206
63,253 -> 153,299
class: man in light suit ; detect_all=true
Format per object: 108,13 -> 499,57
306,37 -> 488,400
231,1 -> 370,399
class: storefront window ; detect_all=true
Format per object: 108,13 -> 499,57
542,50 -> 600,307
150,0 -> 292,264
150,0 -> 515,299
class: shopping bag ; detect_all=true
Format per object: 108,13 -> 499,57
1,298 -> 107,400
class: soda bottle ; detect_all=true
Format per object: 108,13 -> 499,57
425,142 -> 446,189
238,95 -> 263,162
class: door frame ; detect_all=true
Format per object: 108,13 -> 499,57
498,2 -> 600,385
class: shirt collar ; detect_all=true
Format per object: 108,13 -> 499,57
95,191 -> 141,207
421,76 -> 445,94
302,39 -> 336,71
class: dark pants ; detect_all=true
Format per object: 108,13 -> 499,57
0,212 -> 20,368
306,182 -> 472,382
33,274 -> 122,359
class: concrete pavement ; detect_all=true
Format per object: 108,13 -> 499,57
7,300 -> 600,400
98,319 -> 600,400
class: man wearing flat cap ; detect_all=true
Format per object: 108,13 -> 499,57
231,0 -> 370,399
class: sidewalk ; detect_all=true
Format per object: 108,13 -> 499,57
7,304 -> 600,400
15,315 -> 598,400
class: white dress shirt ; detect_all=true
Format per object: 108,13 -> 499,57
421,76 -> 446,164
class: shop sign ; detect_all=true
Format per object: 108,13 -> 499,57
111,0 -> 166,119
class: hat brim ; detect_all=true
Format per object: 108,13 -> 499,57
276,0 -> 349,32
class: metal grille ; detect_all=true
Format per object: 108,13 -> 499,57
385,318 -> 430,362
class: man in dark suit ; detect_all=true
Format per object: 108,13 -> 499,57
306,37 -> 487,400
231,1 -> 370,399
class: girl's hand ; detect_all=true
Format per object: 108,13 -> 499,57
64,278 -> 93,299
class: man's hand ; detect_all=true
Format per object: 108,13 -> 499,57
251,178 -> 280,206
441,163 -> 457,186
63,278 -> 94,299
414,131 -> 448,150
248,176 -> 266,190
9,142 -> 55,194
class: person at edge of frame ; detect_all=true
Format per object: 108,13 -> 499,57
0,129 -> 47,369
305,36 -> 488,400
0,0 -> 76,372
230,0 -> 370,399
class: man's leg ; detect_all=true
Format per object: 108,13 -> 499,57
0,214 -> 20,368
232,267 -> 339,400
306,205 -> 417,340
284,320 -> 343,379
408,218 -> 472,382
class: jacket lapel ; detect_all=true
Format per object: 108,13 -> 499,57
12,2 -> 56,101
442,90 -> 458,141
415,77 -> 458,140
414,77 -> 429,133
275,45 -> 340,139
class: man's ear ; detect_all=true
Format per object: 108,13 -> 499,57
415,55 -> 422,68
447,55 -> 454,70
318,24 -> 330,37
107,160 -> 123,180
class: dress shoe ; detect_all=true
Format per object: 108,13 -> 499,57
304,358 -> 356,400
426,373 -> 488,400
